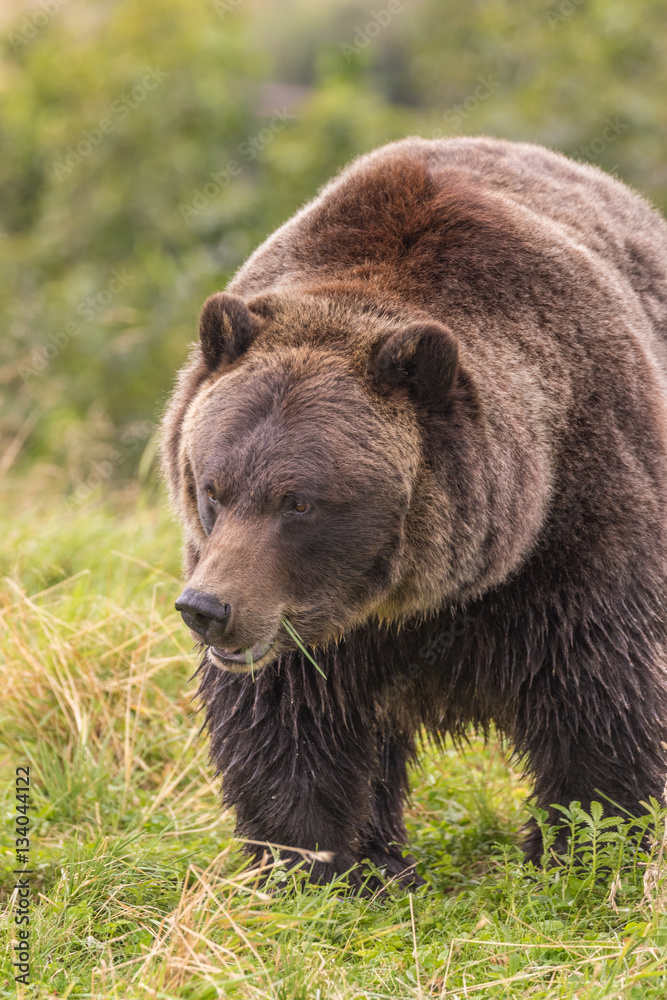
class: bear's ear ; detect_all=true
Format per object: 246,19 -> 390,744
198,292 -> 260,370
369,321 -> 459,414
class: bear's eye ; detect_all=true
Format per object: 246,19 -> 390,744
284,497 -> 311,515
205,487 -> 218,504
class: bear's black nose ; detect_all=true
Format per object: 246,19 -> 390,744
175,588 -> 231,641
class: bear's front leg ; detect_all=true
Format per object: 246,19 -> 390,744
362,729 -> 424,888
512,620 -> 667,865
198,655 -> 386,889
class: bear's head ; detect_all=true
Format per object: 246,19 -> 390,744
164,290 -> 465,674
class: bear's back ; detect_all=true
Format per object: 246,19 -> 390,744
422,136 -> 667,334
231,136 -> 667,352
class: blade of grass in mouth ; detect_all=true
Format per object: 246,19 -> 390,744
281,618 -> 327,679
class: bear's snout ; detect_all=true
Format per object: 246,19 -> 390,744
175,587 -> 231,644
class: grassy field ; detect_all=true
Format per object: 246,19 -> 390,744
2,485 -> 667,999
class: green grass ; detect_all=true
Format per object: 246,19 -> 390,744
2,484 -> 667,998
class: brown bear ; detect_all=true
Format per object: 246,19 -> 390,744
162,136 -> 667,886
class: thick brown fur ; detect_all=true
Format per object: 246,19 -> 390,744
161,136 -> 667,883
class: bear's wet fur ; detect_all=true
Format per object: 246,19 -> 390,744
162,136 -> 667,885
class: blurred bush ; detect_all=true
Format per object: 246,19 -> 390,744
0,0 -> 665,494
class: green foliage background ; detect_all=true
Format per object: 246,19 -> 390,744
1,0 -> 666,495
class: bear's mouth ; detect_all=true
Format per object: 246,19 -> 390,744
208,638 -> 275,673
